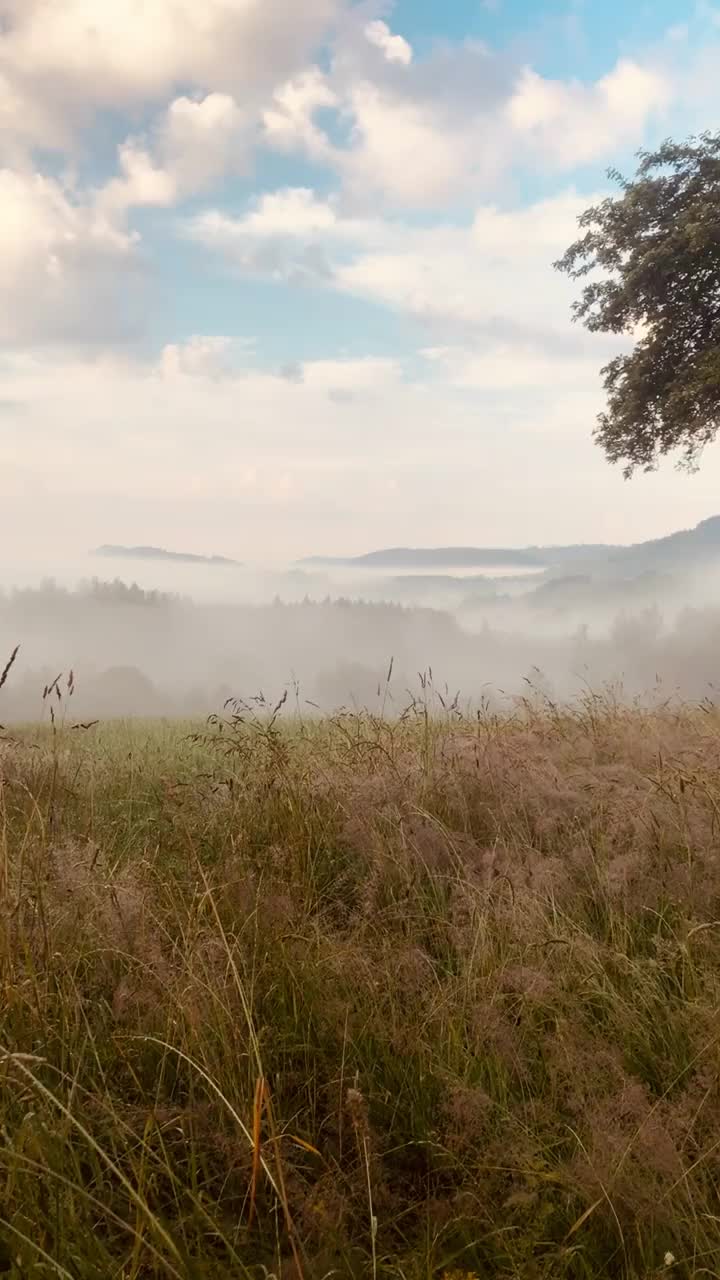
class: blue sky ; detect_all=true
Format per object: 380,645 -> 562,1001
394,0 -> 680,71
2,0 -> 720,564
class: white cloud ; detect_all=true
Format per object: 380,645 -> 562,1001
316,31 -> 675,205
2,0 -> 720,581
300,355 -> 404,399
0,0 -> 349,327
99,141 -> 178,215
421,342 -> 604,392
160,93 -> 252,190
663,18 -> 720,134
0,0 -> 341,135
99,92 -> 253,215
63,7 -> 660,213
507,60 -> 671,166
159,335 -> 255,379
187,184 -> 632,443
0,347 -> 422,526
339,79 -> 484,204
5,343 -> 720,563
364,21 -> 413,67
262,68 -> 337,160
188,186 -> 604,350
187,187 -> 375,282
158,343 -> 404,400
228,188 -> 344,237
0,168 -> 141,344
0,70 -> 69,162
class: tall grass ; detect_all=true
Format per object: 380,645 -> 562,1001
2,682 -> 720,1277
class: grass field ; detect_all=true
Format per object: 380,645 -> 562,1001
2,683 -> 720,1278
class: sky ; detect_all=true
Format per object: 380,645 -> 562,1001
2,0 -> 720,567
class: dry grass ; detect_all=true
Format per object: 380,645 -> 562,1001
2,686 -> 720,1277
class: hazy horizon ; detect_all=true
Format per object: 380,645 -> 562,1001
5,515 -> 720,722
6,506 -> 720,587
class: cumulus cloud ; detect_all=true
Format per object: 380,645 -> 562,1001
0,70 -> 69,162
364,21 -> 413,66
187,186 -> 606,352
159,93 -> 253,190
0,168 -> 143,345
339,79 -> 485,205
158,335 -> 255,379
99,92 -> 253,215
225,187 -> 346,237
333,49 -> 671,204
0,0 -> 349,341
332,193 -> 623,367
262,68 -> 338,160
0,0 -> 341,148
2,80 -> 262,343
186,183 -> 631,428
66,7 -> 669,213
506,60 -> 671,166
186,188 -> 356,282
0,0 -> 700,219
99,141 -> 178,215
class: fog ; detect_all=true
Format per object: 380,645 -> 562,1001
3,543 -> 720,721
6,551 -> 546,608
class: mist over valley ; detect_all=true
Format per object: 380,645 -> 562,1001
3,516 -> 720,721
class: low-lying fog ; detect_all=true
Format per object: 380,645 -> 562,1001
7,552 -> 546,607
2,540 -> 720,721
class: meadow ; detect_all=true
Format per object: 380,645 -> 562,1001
2,674 -> 720,1278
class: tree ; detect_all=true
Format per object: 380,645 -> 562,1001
555,132 -> 720,475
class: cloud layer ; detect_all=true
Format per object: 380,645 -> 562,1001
1,0 -> 719,559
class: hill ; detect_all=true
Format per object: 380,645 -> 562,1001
302,546 -> 547,569
609,514 -> 720,569
93,544 -> 242,567
302,515 -> 720,574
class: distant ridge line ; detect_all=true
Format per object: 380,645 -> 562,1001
93,545 -> 242,567
299,516 -> 720,570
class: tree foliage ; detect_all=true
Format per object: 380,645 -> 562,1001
555,132 -> 720,474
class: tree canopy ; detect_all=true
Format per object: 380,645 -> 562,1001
555,132 -> 720,475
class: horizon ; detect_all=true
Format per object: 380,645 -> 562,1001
3,507 -> 718,608
83,510 -> 720,567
